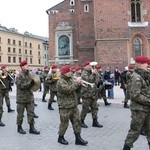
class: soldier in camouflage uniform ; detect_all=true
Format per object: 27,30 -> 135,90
41,66 -> 50,102
0,65 -> 15,127
47,65 -> 59,110
15,60 -> 40,135
96,65 -> 111,106
120,67 -> 130,108
57,65 -> 88,146
123,56 -> 150,150
80,61 -> 103,128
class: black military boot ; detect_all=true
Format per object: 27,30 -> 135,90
34,103 -> 38,107
48,103 -> 54,110
52,99 -> 56,102
34,113 -> 39,118
17,125 -> 26,134
104,99 -> 111,106
124,102 -> 129,108
75,133 -> 88,145
123,144 -> 131,150
58,135 -> 69,145
92,118 -> 103,128
7,105 -> 15,113
42,96 -> 47,102
0,118 -> 5,127
29,124 -> 40,135
81,120 -> 88,128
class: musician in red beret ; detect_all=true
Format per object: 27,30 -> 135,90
41,65 -> 50,102
15,60 -> 40,135
80,61 -> 103,128
47,64 -> 58,110
0,64 -> 15,126
123,56 -> 150,150
96,65 -> 111,106
56,65 -> 88,145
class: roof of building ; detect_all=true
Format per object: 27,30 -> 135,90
0,24 -> 48,42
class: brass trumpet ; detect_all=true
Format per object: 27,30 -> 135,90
73,76 -> 95,88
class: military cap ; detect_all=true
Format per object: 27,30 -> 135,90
51,65 -> 57,69
1,64 -> 7,70
20,60 -> 27,67
96,65 -> 102,70
135,56 -> 149,64
75,66 -> 81,71
44,66 -> 48,70
83,61 -> 91,67
61,65 -> 71,74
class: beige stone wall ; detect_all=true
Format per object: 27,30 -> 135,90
0,30 -> 44,70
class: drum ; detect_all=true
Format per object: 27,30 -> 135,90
30,73 -> 41,92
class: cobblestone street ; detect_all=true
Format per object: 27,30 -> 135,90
0,85 -> 148,150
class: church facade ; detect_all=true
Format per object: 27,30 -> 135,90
47,0 -> 150,69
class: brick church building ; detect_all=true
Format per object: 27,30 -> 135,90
46,0 -> 150,70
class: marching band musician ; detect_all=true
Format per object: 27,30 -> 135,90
96,65 -> 111,106
0,65 -> 15,126
80,61 -> 103,128
56,65 -> 88,145
15,60 -> 40,135
123,56 -> 150,150
47,65 -> 59,110
41,66 -> 50,102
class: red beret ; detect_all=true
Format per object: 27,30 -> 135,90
75,66 -> 81,71
20,60 -> 27,67
44,66 -> 48,70
96,65 -> 102,70
83,61 -> 91,67
51,65 -> 57,69
128,64 -> 135,70
135,56 -> 149,64
1,64 -> 7,70
61,65 -> 71,74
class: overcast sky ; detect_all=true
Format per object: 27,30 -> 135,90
0,0 -> 63,37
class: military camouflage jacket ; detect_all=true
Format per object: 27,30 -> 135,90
41,70 -> 49,86
81,70 -> 99,99
56,75 -> 80,109
46,71 -> 59,91
130,68 -> 150,112
15,70 -> 34,104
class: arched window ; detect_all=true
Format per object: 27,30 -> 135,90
131,0 -> 141,22
84,4 -> 89,12
70,0 -> 75,6
133,38 -> 142,57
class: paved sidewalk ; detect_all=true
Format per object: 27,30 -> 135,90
0,85 -> 149,150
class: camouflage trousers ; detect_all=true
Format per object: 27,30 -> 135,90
0,90 -> 10,118
17,102 -> 35,125
80,98 -> 98,121
98,88 -> 107,100
48,90 -> 57,104
42,85 -> 49,99
58,107 -> 81,136
125,110 -> 150,148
